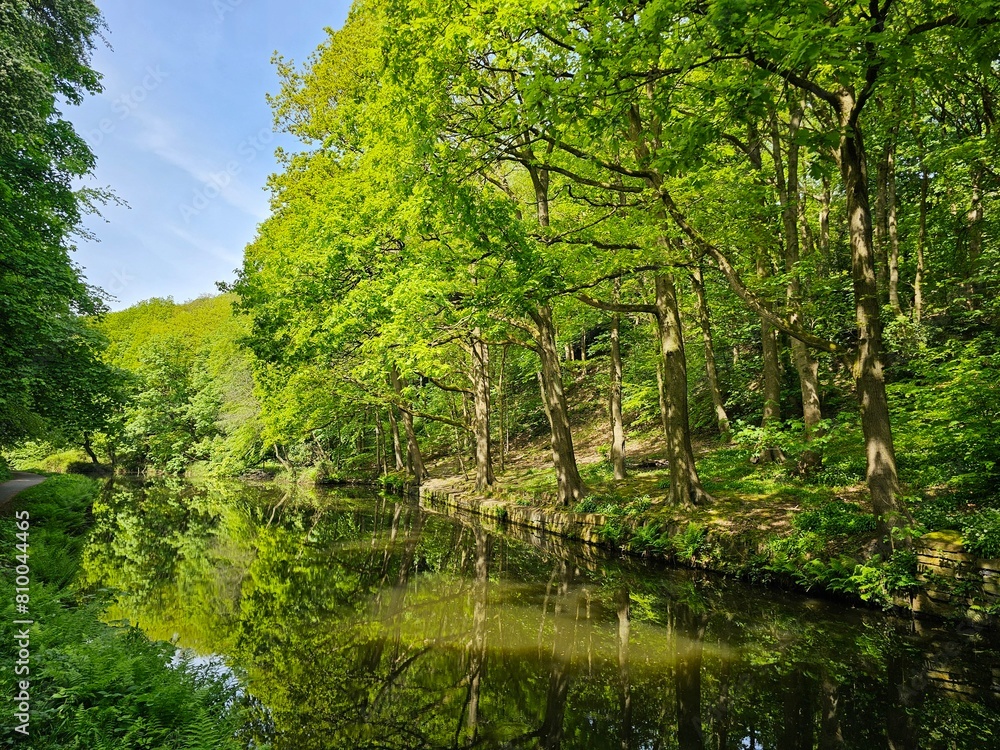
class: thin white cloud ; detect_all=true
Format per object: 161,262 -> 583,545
166,224 -> 242,265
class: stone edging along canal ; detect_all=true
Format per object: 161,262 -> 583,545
410,484 -> 1000,628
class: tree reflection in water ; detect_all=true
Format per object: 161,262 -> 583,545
82,481 -> 1000,749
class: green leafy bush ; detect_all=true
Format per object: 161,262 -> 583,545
573,494 -> 651,517
626,522 -> 671,555
912,495 -> 965,532
960,510 -> 1000,559
890,338 -> 1000,500
849,550 -> 922,608
671,522 -> 708,559
794,500 -> 877,536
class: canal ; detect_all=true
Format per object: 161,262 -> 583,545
81,480 -> 1000,749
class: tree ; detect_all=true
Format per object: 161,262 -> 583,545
0,0 -> 110,448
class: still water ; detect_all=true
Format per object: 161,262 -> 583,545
81,480 -> 1000,749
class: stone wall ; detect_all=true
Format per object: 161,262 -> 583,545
418,487 -> 613,547
905,530 -> 999,624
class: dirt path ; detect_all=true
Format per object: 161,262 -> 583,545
0,472 -> 45,508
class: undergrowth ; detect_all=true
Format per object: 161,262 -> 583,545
0,475 -> 257,749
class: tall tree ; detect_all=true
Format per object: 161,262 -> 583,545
0,0 -> 112,447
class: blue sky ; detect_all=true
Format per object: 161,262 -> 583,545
68,0 -> 352,309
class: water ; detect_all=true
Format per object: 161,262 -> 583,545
81,480 -> 1000,749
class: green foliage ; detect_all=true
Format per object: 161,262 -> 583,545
890,338 -> 1000,501
959,510 -> 1000,559
671,522 -> 708,559
96,295 -> 265,475
794,501 -> 877,536
573,493 -> 651,517
0,1 -> 121,450
0,476 -> 250,748
625,522 -> 672,555
920,696 -> 1000,750
849,551 -> 922,608
732,419 -> 847,473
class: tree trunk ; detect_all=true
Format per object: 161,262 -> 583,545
531,304 -> 585,505
390,365 -> 427,482
462,526 -> 490,743
965,163 -> 984,306
449,396 -> 468,477
498,344 -> 508,473
757,252 -> 784,463
673,601 -> 706,750
713,661 -> 732,750
656,358 -> 670,440
887,139 -> 902,315
540,560 -> 572,748
526,160 -> 584,505
874,146 -> 890,303
470,330 -> 495,490
616,587 -> 633,750
915,166 -> 928,322
374,415 -> 386,475
82,432 -> 99,465
780,670 -> 817,750
771,105 -> 822,468
819,178 -> 832,269
838,103 -> 912,541
387,405 -> 405,471
654,274 -> 709,507
818,675 -> 844,750
690,261 -> 731,441
610,282 -> 627,479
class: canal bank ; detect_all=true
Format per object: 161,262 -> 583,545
413,482 -> 1000,628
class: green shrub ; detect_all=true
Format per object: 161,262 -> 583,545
960,510 -> 1000,559
672,522 -> 708,559
912,495 -> 965,532
794,500 -> 877,536
382,472 -> 408,494
732,418 -> 846,475
573,494 -> 651,517
626,522 -> 670,555
7,444 -> 91,474
298,460 -> 344,486
890,338 -> 1000,501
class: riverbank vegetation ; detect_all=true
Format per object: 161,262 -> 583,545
0,476 -> 250,748
6,3 -> 1000,563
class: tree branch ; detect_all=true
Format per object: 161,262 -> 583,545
907,13 -> 999,35
420,372 -> 473,396
538,161 -> 646,193
559,264 -> 670,295
658,189 -> 847,355
578,293 -> 656,315
529,129 -> 657,181
744,52 -> 840,109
